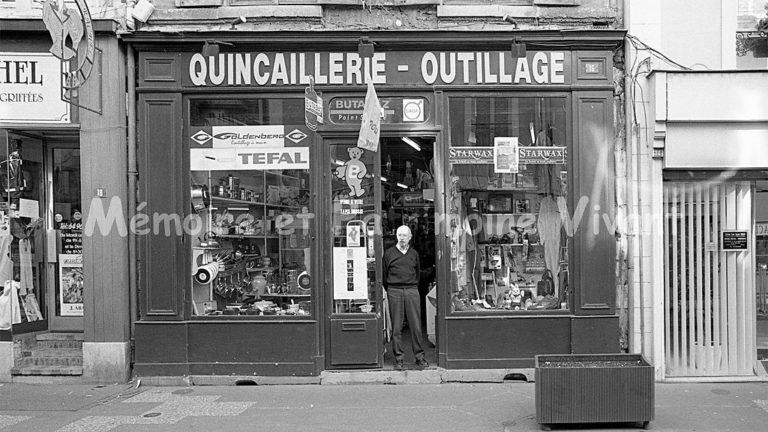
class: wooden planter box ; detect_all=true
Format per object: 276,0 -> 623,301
535,354 -> 654,429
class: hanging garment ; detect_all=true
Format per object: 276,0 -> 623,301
19,238 -> 33,296
0,235 -> 12,286
0,280 -> 21,330
537,196 -> 563,292
382,288 -> 391,343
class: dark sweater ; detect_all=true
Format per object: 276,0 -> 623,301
383,246 -> 420,288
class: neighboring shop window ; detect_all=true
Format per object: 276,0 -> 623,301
189,98 -> 313,318
0,136 -> 45,327
447,97 -> 569,313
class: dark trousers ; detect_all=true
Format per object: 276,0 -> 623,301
387,286 -> 425,361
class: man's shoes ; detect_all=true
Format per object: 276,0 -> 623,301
415,359 -> 429,370
394,360 -> 404,371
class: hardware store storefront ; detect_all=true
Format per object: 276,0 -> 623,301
131,31 -> 623,376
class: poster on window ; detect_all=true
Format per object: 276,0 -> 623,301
333,247 -> 367,300
494,137 -> 519,174
59,254 -> 83,316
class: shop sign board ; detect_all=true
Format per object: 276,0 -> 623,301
518,146 -> 567,164
304,77 -> 323,130
757,222 -> 768,236
329,96 -> 427,124
190,125 -> 310,171
189,125 -> 310,148
58,253 -> 83,316
186,51 -> 571,87
449,146 -> 494,165
0,52 -> 70,123
333,247 -> 367,300
722,230 -> 749,251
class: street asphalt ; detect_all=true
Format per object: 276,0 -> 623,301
1,380 -> 767,431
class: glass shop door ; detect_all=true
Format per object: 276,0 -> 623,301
47,141 -> 83,331
326,139 -> 384,368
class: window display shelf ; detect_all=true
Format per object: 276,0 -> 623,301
211,196 -> 264,206
261,293 -> 310,299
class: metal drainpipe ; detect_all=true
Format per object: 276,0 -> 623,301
623,1 -> 640,355
127,45 -> 138,347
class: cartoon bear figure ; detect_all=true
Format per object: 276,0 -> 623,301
334,147 -> 368,197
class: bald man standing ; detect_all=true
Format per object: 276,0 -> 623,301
384,225 -> 428,370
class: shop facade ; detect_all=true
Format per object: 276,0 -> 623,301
0,16 -> 130,382
130,31 -> 624,376
641,70 -> 768,379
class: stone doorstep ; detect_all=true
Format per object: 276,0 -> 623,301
11,365 -> 83,376
28,347 -> 83,357
36,332 -> 84,341
16,356 -> 83,367
35,340 -> 83,349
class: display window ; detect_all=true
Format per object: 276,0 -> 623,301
447,96 -> 569,313
188,98 -> 314,318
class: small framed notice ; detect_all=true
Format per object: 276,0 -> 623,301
721,230 -> 749,251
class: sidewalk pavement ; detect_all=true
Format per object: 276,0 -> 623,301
1,379 -> 767,431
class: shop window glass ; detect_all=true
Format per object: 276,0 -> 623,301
189,98 -> 313,318
329,143 -> 378,314
447,96 -> 569,313
1,135 -> 46,325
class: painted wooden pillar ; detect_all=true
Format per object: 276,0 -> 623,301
79,35 -> 131,381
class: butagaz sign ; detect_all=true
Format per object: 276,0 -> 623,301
190,125 -> 311,171
187,51 -> 571,87
0,53 -> 69,123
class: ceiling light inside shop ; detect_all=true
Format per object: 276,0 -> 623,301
380,176 -> 388,182
402,137 -> 421,152
396,182 -> 408,189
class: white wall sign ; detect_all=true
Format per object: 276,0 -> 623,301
333,247 -> 367,300
0,53 -> 69,123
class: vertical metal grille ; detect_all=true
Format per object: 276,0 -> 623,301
663,181 -> 756,376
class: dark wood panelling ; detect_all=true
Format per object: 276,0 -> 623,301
187,321 -> 317,363
132,363 -> 190,376
444,316 -> 571,364
138,53 -> 182,90
573,51 -> 613,86
329,317 -> 380,366
132,321 -> 319,376
570,316 -> 620,353
133,322 -> 188,364
137,94 -> 184,318
572,92 -> 615,315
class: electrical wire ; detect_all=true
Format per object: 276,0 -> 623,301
625,34 -> 693,71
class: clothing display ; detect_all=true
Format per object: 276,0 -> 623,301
537,196 -> 563,290
19,238 -> 33,296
